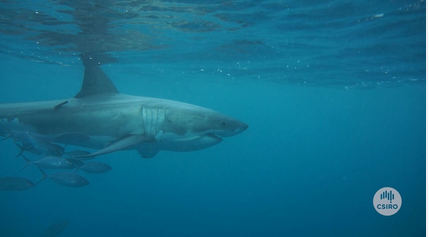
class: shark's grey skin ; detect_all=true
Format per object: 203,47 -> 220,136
0,64 -> 247,158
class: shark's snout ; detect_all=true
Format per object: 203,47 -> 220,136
235,121 -> 248,135
216,119 -> 248,137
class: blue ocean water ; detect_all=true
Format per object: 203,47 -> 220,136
0,0 -> 425,236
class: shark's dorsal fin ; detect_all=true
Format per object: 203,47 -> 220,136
74,63 -> 119,98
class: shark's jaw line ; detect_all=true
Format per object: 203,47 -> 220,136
0,63 -> 247,158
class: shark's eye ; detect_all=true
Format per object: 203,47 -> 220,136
220,121 -> 226,127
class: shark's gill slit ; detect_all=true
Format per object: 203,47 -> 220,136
142,107 -> 165,139
141,106 -> 146,136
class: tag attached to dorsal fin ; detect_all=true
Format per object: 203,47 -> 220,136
54,101 -> 68,110
74,61 -> 119,98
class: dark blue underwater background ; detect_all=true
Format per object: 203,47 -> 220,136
0,0 -> 426,236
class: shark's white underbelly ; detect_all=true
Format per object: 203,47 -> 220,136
0,117 -> 222,158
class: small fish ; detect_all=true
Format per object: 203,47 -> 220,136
40,220 -> 69,237
14,143 -> 43,158
0,177 -> 36,191
0,129 -> 29,143
20,155 -> 76,171
65,150 -> 95,160
76,162 -> 112,174
0,128 -> 13,141
11,131 -> 34,144
68,158 -> 85,167
27,133 -> 64,156
39,169 -> 89,187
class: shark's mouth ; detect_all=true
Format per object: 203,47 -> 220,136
206,133 -> 223,141
169,133 -> 223,143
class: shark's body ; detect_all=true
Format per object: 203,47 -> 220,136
0,64 -> 247,158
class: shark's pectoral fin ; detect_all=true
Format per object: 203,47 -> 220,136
84,135 -> 152,157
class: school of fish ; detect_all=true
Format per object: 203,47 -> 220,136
0,132 -> 112,191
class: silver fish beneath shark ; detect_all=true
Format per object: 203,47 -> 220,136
0,177 -> 37,191
20,155 -> 76,171
74,161 -> 112,174
38,168 -> 89,187
40,220 -> 69,237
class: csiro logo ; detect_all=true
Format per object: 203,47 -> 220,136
373,187 -> 402,216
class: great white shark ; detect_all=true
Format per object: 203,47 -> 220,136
0,62 -> 248,158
